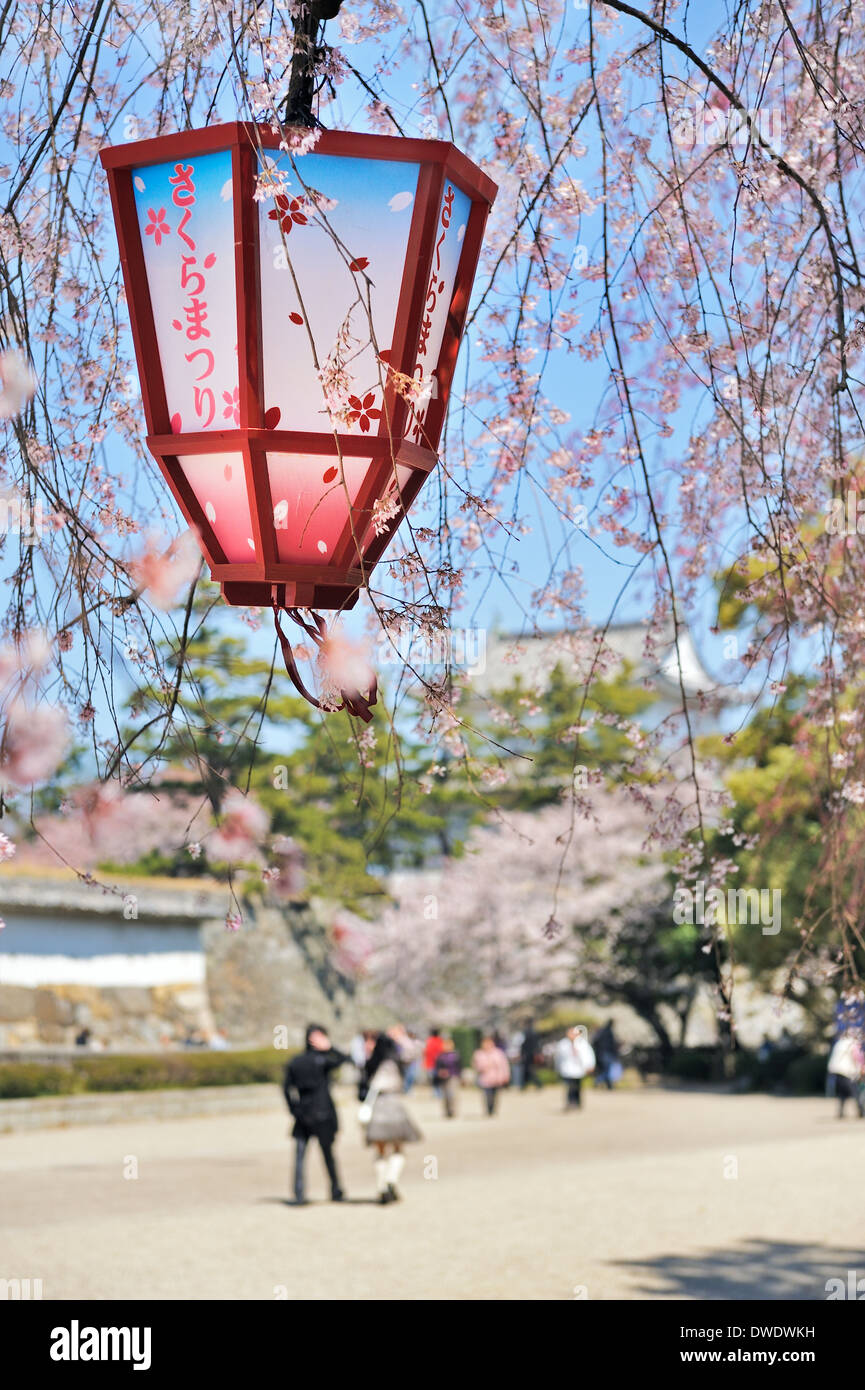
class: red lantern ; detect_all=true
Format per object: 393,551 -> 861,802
100,123 -> 496,717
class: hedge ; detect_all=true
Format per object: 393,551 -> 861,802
0,1063 -> 80,1099
663,1044 -> 829,1094
0,1048 -> 295,1100
0,1043 -> 833,1100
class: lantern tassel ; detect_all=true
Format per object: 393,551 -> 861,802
272,604 -> 377,723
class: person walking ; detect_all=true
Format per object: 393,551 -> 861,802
520,1021 -> 543,1090
591,1020 -> 622,1090
433,1037 -> 463,1118
827,1030 -> 864,1118
554,1026 -> 596,1110
283,1024 -> 350,1204
423,1028 -> 445,1094
508,1028 -> 525,1088
472,1034 -> 511,1115
361,1033 -> 422,1204
349,1029 -> 368,1071
401,1030 -> 424,1093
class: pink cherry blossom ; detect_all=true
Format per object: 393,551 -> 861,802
208,789 -> 270,863
316,631 -> 376,707
1,700 -> 70,787
266,835 -> 306,898
0,348 -> 37,419
129,530 -> 201,610
0,630 -> 52,698
330,912 -> 374,976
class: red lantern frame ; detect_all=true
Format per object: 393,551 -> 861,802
100,122 -> 497,614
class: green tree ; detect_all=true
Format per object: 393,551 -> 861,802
700,677 -> 861,1021
123,588 -> 484,904
468,659 -> 657,811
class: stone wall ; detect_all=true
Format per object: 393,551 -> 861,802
0,874 -> 383,1050
0,981 -> 213,1048
203,896 -> 387,1048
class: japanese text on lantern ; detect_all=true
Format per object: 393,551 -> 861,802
410,184 -> 456,444
167,162 -> 218,430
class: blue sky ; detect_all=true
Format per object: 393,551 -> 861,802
6,1 -> 812,755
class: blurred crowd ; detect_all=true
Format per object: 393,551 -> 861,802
282,1017 -> 624,1205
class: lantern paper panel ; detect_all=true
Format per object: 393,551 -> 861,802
257,153 -> 421,434
265,454 -> 414,566
268,451 -> 371,564
360,463 -> 415,554
406,180 -> 472,447
131,151 -> 237,435
176,452 -> 253,562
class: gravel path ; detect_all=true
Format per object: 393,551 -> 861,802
1,1084 -> 862,1300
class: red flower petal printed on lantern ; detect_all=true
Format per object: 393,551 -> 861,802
349,257 -> 369,272
289,312 -> 304,325
144,207 -> 170,246
172,319 -> 182,331
264,406 -> 281,429
269,196 -> 308,235
204,253 -> 216,268
222,387 -> 240,426
322,466 -> 338,484
170,413 -> 182,433
346,392 -> 382,433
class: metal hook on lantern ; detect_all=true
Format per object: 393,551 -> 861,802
272,598 -> 378,723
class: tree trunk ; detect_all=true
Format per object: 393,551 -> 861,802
676,985 -> 697,1047
622,990 -> 675,1066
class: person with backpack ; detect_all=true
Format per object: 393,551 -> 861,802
433,1037 -> 463,1118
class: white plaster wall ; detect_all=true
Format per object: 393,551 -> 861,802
0,916 -> 205,987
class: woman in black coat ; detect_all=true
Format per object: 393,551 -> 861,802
283,1024 -> 350,1204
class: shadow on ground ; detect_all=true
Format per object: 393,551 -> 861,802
259,1195 -> 381,1207
615,1238 -> 865,1300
